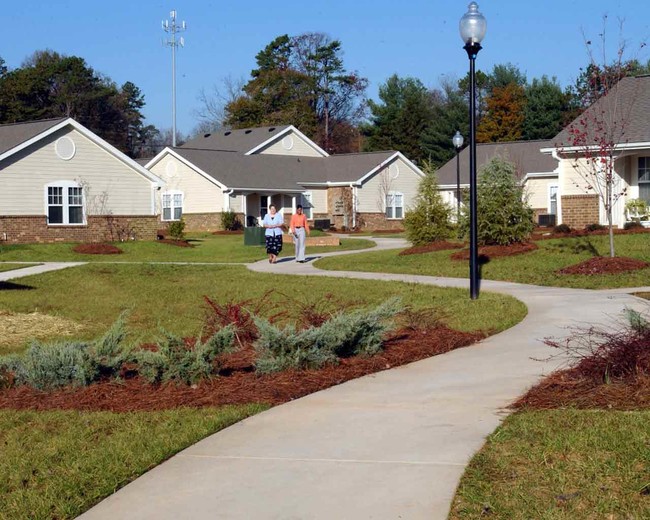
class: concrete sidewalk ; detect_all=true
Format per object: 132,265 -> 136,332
0,262 -> 86,282
75,237 -> 650,519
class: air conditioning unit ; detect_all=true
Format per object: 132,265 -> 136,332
538,214 -> 556,227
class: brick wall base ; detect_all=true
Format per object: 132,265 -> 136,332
180,212 -> 245,232
561,195 -> 600,229
0,215 -> 159,244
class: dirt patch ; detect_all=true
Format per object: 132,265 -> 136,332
399,241 -> 464,256
158,239 -> 194,248
0,311 -> 84,350
72,244 -> 123,255
557,256 -> 650,275
450,242 -> 538,261
212,230 -> 244,235
0,327 -> 484,412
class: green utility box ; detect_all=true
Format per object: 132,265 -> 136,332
244,227 -> 265,246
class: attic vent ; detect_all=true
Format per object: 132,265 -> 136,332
224,131 -> 232,136
203,133 -> 211,138
55,136 -> 76,161
281,135 -> 294,150
245,129 -> 252,134
268,127 -> 276,132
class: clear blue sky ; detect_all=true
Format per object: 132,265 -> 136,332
4,1 -> 649,136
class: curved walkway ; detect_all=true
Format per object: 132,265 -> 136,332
3,241 -> 648,519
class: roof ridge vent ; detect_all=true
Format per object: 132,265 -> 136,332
245,129 -> 252,134
224,131 -> 232,136
203,133 -> 211,138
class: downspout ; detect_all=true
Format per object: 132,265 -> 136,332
350,183 -> 356,229
223,189 -> 234,211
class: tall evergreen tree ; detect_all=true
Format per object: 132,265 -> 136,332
522,76 -> 572,140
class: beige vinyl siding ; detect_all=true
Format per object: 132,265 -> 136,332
525,177 -> 558,210
559,156 -> 626,196
149,154 -> 222,214
257,130 -> 325,157
0,127 -> 153,216
227,194 -> 244,213
309,188 -> 328,215
356,157 -> 421,214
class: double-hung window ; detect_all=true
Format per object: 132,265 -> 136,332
46,182 -> 84,225
162,191 -> 183,221
385,192 -> 404,219
300,192 -> 313,219
639,157 -> 650,203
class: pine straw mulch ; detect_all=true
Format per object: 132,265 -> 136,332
0,311 -> 84,349
0,326 -> 484,412
399,241 -> 464,256
157,239 -> 194,247
557,256 -> 650,275
450,242 -> 538,261
72,243 -> 123,255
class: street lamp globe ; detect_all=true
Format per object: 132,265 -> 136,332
452,131 -> 464,150
459,2 -> 487,45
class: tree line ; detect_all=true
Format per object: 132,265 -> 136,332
2,34 -> 649,162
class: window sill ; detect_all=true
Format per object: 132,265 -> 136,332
47,223 -> 87,227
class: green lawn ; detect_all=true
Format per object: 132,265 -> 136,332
0,233 -> 374,264
0,263 -> 526,355
0,405 -> 267,520
0,263 -> 35,273
450,409 -> 650,519
315,234 -> 650,289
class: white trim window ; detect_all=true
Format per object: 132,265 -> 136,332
548,184 -> 559,215
639,157 -> 650,203
300,192 -> 313,219
385,192 -> 404,219
162,191 -> 183,221
45,182 -> 85,225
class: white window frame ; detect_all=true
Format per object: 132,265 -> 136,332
385,191 -> 404,219
300,191 -> 313,219
44,181 -> 85,226
548,184 -> 559,215
162,190 -> 183,221
639,157 -> 650,203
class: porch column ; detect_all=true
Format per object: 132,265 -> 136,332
243,194 -> 248,227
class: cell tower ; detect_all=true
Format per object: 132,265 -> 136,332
162,10 -> 186,147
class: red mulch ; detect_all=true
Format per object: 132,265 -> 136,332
557,256 -> 650,275
158,239 -> 194,248
0,327 -> 483,412
212,230 -> 244,235
450,242 -> 538,261
342,229 -> 404,234
72,244 -> 123,255
399,241 -> 463,256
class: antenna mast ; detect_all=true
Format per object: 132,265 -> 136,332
162,10 -> 186,147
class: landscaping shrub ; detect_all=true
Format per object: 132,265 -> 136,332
168,219 -> 186,240
254,298 -> 402,374
459,157 -> 534,246
623,221 -> 644,230
135,327 -> 235,384
221,210 -> 241,231
585,223 -> 605,232
404,164 -> 453,246
553,223 -> 572,234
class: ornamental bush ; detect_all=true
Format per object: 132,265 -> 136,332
459,156 -> 534,246
168,218 -> 186,240
253,298 -> 402,374
404,165 -> 453,246
221,210 -> 241,231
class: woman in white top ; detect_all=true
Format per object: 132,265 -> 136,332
262,204 -> 284,263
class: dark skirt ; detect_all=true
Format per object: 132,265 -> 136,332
265,234 -> 283,255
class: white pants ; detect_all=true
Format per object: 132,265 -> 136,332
294,227 -> 306,261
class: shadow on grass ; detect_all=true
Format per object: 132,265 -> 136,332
0,281 -> 35,291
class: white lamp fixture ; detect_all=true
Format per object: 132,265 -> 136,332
459,2 -> 487,45
452,130 -> 464,150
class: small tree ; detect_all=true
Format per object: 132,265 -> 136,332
459,157 -> 534,246
404,162 -> 453,246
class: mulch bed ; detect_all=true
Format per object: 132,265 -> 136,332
557,256 -> 650,275
0,327 -> 484,412
158,239 -> 194,248
533,227 -> 650,240
399,241 -> 464,256
450,242 -> 538,261
72,244 -> 123,255
212,230 -> 244,235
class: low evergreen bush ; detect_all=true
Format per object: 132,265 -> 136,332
585,223 -> 605,232
553,223 -> 572,234
221,210 -> 241,231
254,298 -> 402,374
459,157 -> 534,246
623,221 -> 643,230
168,219 -> 186,240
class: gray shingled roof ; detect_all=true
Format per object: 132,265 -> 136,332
180,126 -> 292,153
552,75 -> 650,148
170,148 -> 401,190
436,140 -> 558,186
0,118 -> 67,156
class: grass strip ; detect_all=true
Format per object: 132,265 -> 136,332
0,405 -> 267,520
0,263 -> 36,273
450,409 -> 650,519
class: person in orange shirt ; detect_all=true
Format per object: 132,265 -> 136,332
289,204 -> 310,263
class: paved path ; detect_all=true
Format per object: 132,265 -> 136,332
3,241 -> 648,519
0,262 -> 86,282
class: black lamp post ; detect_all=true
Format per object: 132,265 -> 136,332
460,2 -> 486,300
452,131 -> 464,223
